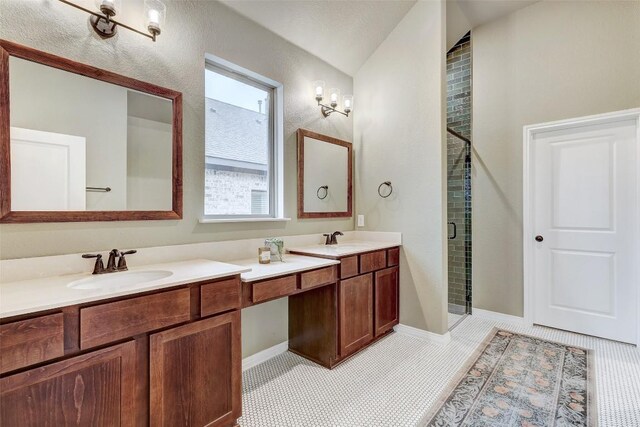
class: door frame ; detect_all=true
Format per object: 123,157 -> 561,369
523,108 -> 640,344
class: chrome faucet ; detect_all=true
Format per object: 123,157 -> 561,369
323,231 -> 344,245
82,249 -> 137,274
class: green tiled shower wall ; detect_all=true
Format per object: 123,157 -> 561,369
447,33 -> 472,313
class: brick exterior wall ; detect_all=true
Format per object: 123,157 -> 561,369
447,33 -> 472,312
204,168 -> 268,215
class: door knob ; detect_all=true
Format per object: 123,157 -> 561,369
535,235 -> 544,242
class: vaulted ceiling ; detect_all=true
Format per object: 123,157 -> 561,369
221,0 -> 416,76
448,0 -> 539,49
221,0 -> 539,76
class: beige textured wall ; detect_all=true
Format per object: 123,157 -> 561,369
0,0 -> 353,260
472,0 -> 640,316
0,0 -> 353,357
354,0 -> 448,334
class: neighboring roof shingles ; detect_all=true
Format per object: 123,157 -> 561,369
205,98 -> 268,165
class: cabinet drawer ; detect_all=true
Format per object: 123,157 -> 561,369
0,313 -> 64,374
201,278 -> 241,317
252,275 -> 297,303
387,247 -> 400,267
300,266 -> 337,290
80,288 -> 191,349
340,256 -> 359,279
360,250 -> 387,273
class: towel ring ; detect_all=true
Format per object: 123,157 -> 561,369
378,181 -> 393,198
317,185 -> 329,200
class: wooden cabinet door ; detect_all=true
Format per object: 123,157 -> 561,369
338,274 -> 373,357
374,267 -> 399,337
0,341 -> 137,426
150,311 -> 241,427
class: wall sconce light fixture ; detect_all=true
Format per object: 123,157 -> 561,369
59,0 -> 166,42
313,80 -> 353,117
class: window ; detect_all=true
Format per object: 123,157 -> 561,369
251,190 -> 268,215
204,55 -> 283,219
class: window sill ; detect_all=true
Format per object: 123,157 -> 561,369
198,217 -> 291,224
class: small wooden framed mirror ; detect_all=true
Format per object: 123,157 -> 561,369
297,129 -> 352,219
0,40 -> 182,223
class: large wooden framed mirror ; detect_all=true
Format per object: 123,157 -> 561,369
297,129 -> 352,219
0,40 -> 182,223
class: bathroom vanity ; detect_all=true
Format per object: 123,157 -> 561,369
287,242 -> 400,367
0,241 -> 400,427
0,260 -> 249,426
232,242 -> 400,369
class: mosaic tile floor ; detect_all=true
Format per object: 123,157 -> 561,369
240,315 -> 640,427
447,312 -> 464,330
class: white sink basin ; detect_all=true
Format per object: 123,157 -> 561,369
68,270 -> 173,290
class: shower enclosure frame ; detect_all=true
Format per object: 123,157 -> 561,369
447,127 -> 472,315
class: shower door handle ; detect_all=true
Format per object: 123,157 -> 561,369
448,222 -> 457,240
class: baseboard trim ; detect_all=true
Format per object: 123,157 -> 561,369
242,341 -> 289,371
472,308 -> 526,326
394,323 -> 451,344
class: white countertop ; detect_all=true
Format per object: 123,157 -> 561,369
287,240 -> 400,258
0,259 -> 250,319
230,255 -> 339,282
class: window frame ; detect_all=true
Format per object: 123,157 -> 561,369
202,54 -> 284,221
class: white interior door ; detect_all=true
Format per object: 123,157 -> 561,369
528,114 -> 639,344
10,127 -> 86,211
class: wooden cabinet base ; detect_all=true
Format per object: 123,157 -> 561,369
289,278 -> 397,369
288,246 -> 400,370
339,274 -> 374,358
0,276 -> 243,427
150,311 -> 241,427
0,341 -> 137,426
288,284 -> 337,368
374,267 -> 400,336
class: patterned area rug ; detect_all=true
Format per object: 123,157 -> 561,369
420,328 -> 596,426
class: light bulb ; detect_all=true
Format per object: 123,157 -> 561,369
144,0 -> 166,36
148,9 -> 160,26
329,88 -> 340,108
343,95 -> 353,113
312,80 -> 325,101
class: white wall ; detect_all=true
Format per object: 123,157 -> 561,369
472,0 -> 640,316
10,57 -> 128,210
354,0 -> 448,334
0,0 -> 353,357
